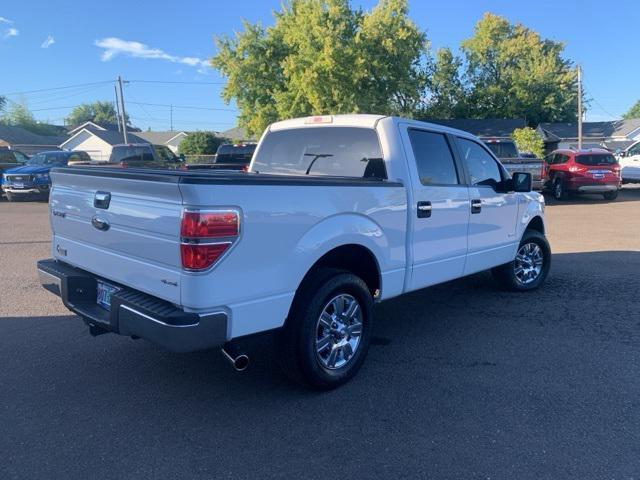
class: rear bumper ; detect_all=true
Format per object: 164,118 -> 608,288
576,184 -> 618,193
37,259 -> 228,352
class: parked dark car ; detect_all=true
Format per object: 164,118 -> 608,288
1,150 -> 90,201
213,143 -> 257,170
544,148 -> 621,200
108,143 -> 185,169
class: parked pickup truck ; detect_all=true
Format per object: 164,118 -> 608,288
38,114 -> 550,389
483,138 -> 545,190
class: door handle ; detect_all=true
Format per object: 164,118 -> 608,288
471,199 -> 482,214
417,201 -> 432,218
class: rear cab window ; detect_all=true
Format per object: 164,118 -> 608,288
575,154 -> 617,166
252,127 -> 386,179
109,146 -> 154,163
215,144 -> 257,165
484,140 -> 519,159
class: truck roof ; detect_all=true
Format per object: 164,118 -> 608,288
268,114 -> 478,140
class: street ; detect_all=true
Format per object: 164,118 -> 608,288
1,188 -> 640,479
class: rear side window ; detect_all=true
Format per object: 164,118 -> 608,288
575,154 -> 617,166
457,138 -> 503,188
408,129 -> 459,185
109,146 -> 154,163
252,127 -> 385,179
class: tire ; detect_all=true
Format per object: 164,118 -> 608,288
275,267 -> 373,389
553,178 -> 567,200
603,190 -> 618,201
492,230 -> 551,292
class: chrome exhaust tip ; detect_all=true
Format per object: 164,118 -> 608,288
221,343 -> 249,372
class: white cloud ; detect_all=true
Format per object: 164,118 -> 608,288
95,37 -> 209,69
41,35 -> 55,48
3,27 -> 18,38
0,16 -> 12,24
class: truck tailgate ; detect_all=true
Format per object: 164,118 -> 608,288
49,168 -> 184,304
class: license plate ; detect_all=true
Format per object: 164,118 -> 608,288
12,182 -> 24,189
96,281 -> 120,310
592,174 -> 604,179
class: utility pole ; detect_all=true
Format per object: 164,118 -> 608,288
170,104 -> 173,132
114,85 -> 122,133
577,65 -> 583,150
117,76 -> 128,143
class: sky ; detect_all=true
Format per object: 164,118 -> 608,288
0,0 -> 638,132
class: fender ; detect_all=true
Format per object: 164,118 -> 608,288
290,212 -> 403,299
517,192 -> 546,241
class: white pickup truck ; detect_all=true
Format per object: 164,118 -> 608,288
38,114 -> 550,389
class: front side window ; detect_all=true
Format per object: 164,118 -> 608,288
408,129 -> 459,185
252,127 -> 385,179
457,138 -> 503,188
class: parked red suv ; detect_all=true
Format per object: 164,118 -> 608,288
544,148 -> 621,200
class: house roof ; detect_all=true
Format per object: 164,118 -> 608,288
67,121 -> 142,136
0,124 -> 66,146
220,126 -> 256,141
537,119 -> 640,141
420,118 -> 527,138
135,131 -> 187,145
60,125 -> 146,148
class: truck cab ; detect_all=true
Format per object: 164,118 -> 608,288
619,141 -> 640,183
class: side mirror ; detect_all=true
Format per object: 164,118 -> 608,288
512,172 -> 532,192
619,151 -> 626,158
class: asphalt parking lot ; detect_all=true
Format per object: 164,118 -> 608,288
2,188 -> 640,479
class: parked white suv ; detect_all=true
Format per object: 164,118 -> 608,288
38,114 -> 550,389
619,141 -> 640,183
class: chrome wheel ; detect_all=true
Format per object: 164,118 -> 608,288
315,294 -> 363,370
514,242 -> 544,285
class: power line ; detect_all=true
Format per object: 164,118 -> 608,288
127,80 -> 225,85
0,80 -> 113,97
128,101 -> 237,112
582,74 -> 620,119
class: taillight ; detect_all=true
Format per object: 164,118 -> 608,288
180,210 -> 240,271
241,165 -> 249,173
568,165 -> 587,173
120,161 -> 128,168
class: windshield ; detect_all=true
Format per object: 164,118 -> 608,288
27,152 -> 67,166
576,154 -> 617,166
485,141 -> 519,159
252,127 -> 384,178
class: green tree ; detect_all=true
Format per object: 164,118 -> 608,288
461,13 -> 578,124
178,132 -> 228,155
212,0 -> 428,136
0,101 -> 61,135
623,100 -> 640,119
65,101 -> 129,126
0,96 -> 6,113
512,127 -> 544,158
423,47 -> 466,118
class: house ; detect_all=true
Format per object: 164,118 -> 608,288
134,131 -> 189,153
536,119 -> 640,153
0,124 -> 67,155
60,125 -> 146,161
420,118 -> 527,140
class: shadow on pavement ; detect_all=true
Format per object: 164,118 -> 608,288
2,250 -> 640,478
